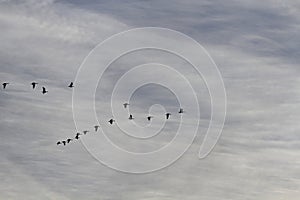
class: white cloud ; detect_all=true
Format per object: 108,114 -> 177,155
0,0 -> 300,199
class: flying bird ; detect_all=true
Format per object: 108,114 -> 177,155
68,82 -> 74,88
75,133 -> 81,140
56,141 -> 61,145
123,103 -> 130,108
67,138 -> 72,143
2,82 -> 9,89
147,116 -> 153,121
178,108 -> 184,114
31,82 -> 38,89
129,114 -> 134,120
165,113 -> 171,119
42,87 -> 48,94
108,119 -> 115,124
94,125 -> 100,132
62,141 -> 66,146
83,130 -> 89,135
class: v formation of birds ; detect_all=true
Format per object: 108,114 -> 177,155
1,81 -> 184,147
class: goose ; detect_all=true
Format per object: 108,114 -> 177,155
178,108 -> 184,114
2,82 -> 9,89
31,82 -> 38,89
166,113 -> 171,119
147,116 -> 153,121
42,87 -> 48,94
83,130 -> 89,135
129,114 -> 134,120
75,133 -> 81,140
94,125 -> 100,132
67,138 -> 72,143
108,119 -> 115,124
68,82 -> 74,88
123,103 -> 130,108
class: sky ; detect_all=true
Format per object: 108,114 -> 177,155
0,0 -> 300,199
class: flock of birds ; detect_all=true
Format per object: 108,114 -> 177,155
1,81 -> 184,147
1,81 -> 74,93
57,103 -> 184,147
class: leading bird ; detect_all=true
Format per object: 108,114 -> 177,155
2,82 -> 9,89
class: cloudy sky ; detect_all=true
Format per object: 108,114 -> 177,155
0,0 -> 300,199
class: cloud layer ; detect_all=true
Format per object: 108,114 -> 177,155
0,0 -> 299,199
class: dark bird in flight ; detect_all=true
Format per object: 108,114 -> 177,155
42,87 -> 48,94
75,133 -> 81,140
129,114 -> 134,120
94,125 -> 100,132
147,116 -> 153,121
83,130 -> 89,135
108,119 -> 115,124
31,82 -> 38,89
62,141 -> 66,146
56,141 -> 61,145
123,103 -> 130,108
2,82 -> 9,89
68,82 -> 74,88
166,113 -> 171,119
178,108 -> 184,114
67,138 -> 72,143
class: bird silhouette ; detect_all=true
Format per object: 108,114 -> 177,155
83,130 -> 89,135
67,138 -> 72,143
178,108 -> 184,114
108,119 -> 115,124
62,141 -> 66,146
123,103 -> 130,108
68,82 -> 74,88
42,87 -> 48,94
56,141 -> 61,145
147,116 -> 153,121
129,114 -> 134,120
94,125 -> 100,132
166,113 -> 171,119
75,133 -> 81,140
2,82 -> 9,89
31,82 -> 38,89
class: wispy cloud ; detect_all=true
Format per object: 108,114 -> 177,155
0,0 -> 300,199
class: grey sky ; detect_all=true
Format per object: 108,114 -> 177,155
0,0 -> 300,199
